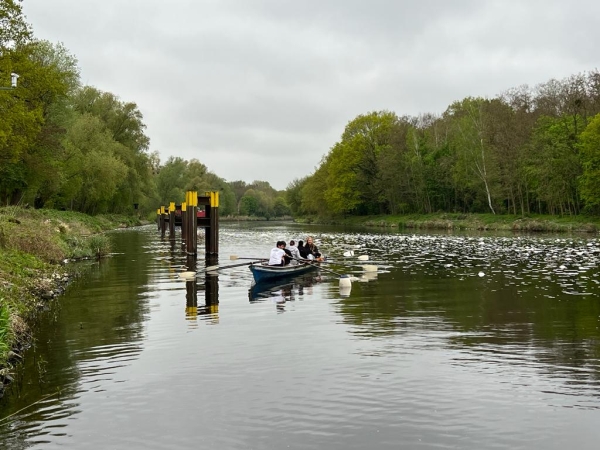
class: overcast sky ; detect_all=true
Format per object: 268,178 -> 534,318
22,0 -> 600,190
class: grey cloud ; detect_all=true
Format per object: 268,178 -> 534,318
23,0 -> 600,189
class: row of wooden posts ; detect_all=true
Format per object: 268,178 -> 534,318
156,190 -> 220,255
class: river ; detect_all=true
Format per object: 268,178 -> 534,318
1,222 -> 599,449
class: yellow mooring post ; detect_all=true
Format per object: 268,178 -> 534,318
205,269 -> 219,318
160,205 -> 166,237
181,201 -> 187,244
184,192 -> 190,252
169,201 -> 176,237
192,191 -> 198,255
185,279 -> 198,320
206,191 -> 219,255
185,191 -> 198,255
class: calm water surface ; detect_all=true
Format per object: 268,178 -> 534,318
1,223 -> 599,449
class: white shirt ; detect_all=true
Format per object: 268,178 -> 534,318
269,247 -> 285,265
288,245 -> 302,263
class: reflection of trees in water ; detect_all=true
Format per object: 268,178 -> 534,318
0,230 -> 153,431
335,268 -> 600,392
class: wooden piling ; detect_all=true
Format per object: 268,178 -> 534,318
185,191 -> 198,255
181,201 -> 187,244
169,202 -> 176,237
206,191 -> 219,255
160,205 -> 166,237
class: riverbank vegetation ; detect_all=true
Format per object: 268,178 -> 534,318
287,72 -> 600,223
0,206 -> 139,370
6,2 -> 600,225
310,213 -> 599,233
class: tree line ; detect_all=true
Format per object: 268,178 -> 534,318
287,71 -> 600,218
5,1 -> 600,220
1,1 -> 288,218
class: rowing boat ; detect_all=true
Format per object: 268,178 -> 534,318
249,261 -> 319,283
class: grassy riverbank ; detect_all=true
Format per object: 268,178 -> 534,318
302,213 -> 600,233
0,207 -> 142,373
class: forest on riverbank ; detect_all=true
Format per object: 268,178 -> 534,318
4,1 -> 600,224
1,1 -> 288,220
287,73 -> 600,219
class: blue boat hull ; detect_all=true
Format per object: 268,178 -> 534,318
249,262 -> 318,283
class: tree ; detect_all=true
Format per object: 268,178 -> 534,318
58,113 -> 128,213
155,156 -> 187,205
578,113 -> 600,212
285,177 -> 307,215
445,98 -> 498,214
273,197 -> 290,217
239,190 -> 259,216
0,40 -> 78,204
0,0 -> 32,50
526,116 -> 581,215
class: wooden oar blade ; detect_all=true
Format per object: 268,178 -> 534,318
230,255 -> 267,261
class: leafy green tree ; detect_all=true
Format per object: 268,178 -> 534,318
445,98 -> 499,214
239,190 -> 259,216
285,177 -> 307,215
578,113 -> 600,213
0,0 -> 31,50
273,197 -> 290,217
155,156 -> 187,205
0,40 -> 77,204
526,116 -> 582,215
301,161 -> 329,217
58,113 -> 129,212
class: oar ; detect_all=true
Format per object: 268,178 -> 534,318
289,256 -> 355,287
230,255 -> 268,261
199,260 -> 262,274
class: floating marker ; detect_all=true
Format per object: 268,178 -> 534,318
178,271 -> 196,279
339,274 -> 352,288
339,284 -> 352,298
357,255 -> 369,261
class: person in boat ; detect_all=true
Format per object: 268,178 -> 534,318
269,241 -> 287,266
288,240 -> 301,265
281,242 -> 293,265
304,236 -> 323,261
297,240 -> 306,258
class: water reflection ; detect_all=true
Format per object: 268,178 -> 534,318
248,273 -> 324,312
2,224 -> 600,449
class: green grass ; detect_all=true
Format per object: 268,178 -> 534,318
0,206 -> 142,367
0,306 -> 11,363
313,213 -> 600,233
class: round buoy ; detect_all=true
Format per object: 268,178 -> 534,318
357,255 -> 369,261
339,274 -> 352,288
178,271 -> 196,279
478,271 -> 485,277
339,285 -> 352,298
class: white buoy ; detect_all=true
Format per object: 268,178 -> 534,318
343,250 -> 354,257
357,255 -> 369,261
478,271 -> 485,277
339,275 -> 352,288
178,271 -> 196,279
339,285 -> 352,297
360,272 -> 378,282
362,265 -> 378,272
